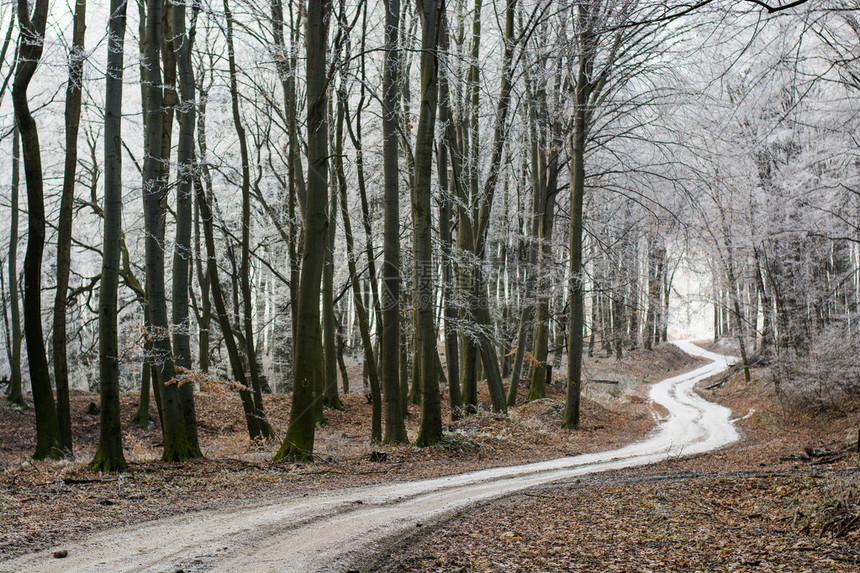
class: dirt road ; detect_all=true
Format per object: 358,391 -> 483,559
1,341 -> 737,572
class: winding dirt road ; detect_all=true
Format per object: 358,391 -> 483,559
2,341 -> 737,572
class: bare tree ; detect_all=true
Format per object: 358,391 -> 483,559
52,0 -> 88,456
13,0 -> 63,459
382,0 -> 409,443
275,0 -> 332,462
413,0 -> 444,446
141,0 -> 201,461
90,0 -> 129,473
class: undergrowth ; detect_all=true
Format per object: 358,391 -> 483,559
800,474 -> 860,539
433,430 -> 483,452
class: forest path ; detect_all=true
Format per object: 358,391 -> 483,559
2,341 -> 737,572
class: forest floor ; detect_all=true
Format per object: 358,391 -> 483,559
378,340 -> 860,572
1,342 -> 859,571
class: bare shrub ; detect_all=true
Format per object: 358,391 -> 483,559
772,325 -> 860,415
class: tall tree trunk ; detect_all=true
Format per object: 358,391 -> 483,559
275,0 -> 331,462
661,260 -> 671,343
14,0 -> 63,460
455,0 -> 482,414
627,231 -> 640,350
754,247 -> 773,356
413,0 -> 443,447
270,0 -> 306,219
194,168 -> 263,441
381,0 -> 408,443
53,0 -> 87,456
134,358 -> 154,428
457,0 -> 518,415
270,0 -> 304,353
6,124 -> 23,408
334,310 -> 350,394
612,264 -> 625,359
223,0 -> 275,439
193,182 -> 210,372
526,75 -> 561,403
142,0 -> 201,462
527,188 -> 558,401
562,16 -> 590,429
90,0 -> 128,472
507,63 -> 543,406
171,0 -> 203,454
322,143 -> 342,411
437,18 -> 461,419
337,91 -> 381,440
341,3 -> 383,348
159,1 -> 177,202
719,214 -> 752,384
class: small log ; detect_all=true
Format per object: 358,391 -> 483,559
704,364 -> 743,390
62,478 -> 119,485
809,453 -> 845,466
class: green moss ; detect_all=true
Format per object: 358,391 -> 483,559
88,450 -> 128,473
273,443 -> 314,463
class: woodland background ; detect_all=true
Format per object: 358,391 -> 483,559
0,0 -> 858,468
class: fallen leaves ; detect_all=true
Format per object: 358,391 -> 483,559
3,343 -> 857,571
380,472 -> 860,571
0,346 -> 686,562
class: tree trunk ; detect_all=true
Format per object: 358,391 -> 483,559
627,230 -> 640,350
455,0 -> 479,415
14,0 -> 63,460
142,0 -> 201,462
528,199 -> 558,401
275,0 -> 331,462
337,92 -> 381,440
53,0 -> 87,456
464,0 -> 519,416
90,0 -> 128,472
562,13 -> 592,429
334,310 -> 350,394
171,0 -> 203,454
754,247 -> 773,356
193,181 -> 211,372
270,0 -> 304,353
6,123 -> 23,408
643,235 -> 660,351
270,0 -> 306,220
719,212 -> 752,384
322,139 -> 342,411
528,134 -> 560,402
194,167 -> 264,441
224,0 -> 275,439
413,0 -> 443,447
436,19 -> 462,419
507,64 -> 543,406
133,358 -> 154,428
341,5 -> 383,348
381,0 -> 408,443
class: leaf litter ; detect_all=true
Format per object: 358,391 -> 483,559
1,343 -> 857,571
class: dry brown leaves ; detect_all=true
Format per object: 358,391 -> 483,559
379,472 -> 860,572
5,342 -> 856,571
376,345 -> 860,572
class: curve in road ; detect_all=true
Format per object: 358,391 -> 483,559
2,341 -> 737,572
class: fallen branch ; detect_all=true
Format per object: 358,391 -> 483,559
704,364 -> 743,390
62,478 -> 119,485
587,379 -> 621,385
